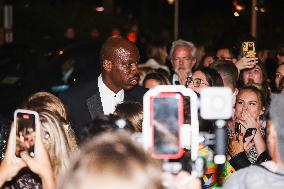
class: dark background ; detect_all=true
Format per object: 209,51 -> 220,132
1,0 -> 283,49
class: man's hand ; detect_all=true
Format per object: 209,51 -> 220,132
176,70 -> 188,85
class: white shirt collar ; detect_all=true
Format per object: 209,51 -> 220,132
98,74 -> 124,114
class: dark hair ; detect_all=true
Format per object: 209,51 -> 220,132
198,67 -> 224,87
142,72 -> 170,87
210,60 -> 239,89
115,102 -> 143,132
78,114 -> 135,145
216,46 -> 237,59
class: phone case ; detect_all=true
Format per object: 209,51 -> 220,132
242,42 -> 255,58
14,109 -> 39,157
150,92 -> 184,159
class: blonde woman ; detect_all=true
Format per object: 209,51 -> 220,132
23,91 -> 78,152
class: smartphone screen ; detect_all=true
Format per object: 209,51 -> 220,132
150,92 -> 184,159
243,128 -> 257,142
15,111 -> 36,157
242,42 -> 255,58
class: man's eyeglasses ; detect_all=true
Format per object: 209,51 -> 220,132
185,77 -> 208,88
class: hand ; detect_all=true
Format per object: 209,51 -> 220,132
243,135 -> 255,154
228,134 -> 244,157
0,123 -> 27,187
239,111 -> 261,130
235,56 -> 258,71
20,119 -> 55,189
176,70 -> 188,85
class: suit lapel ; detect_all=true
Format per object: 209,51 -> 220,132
86,92 -> 103,120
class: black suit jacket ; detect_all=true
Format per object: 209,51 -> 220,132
59,78 -> 147,133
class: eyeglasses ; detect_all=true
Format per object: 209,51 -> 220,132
185,77 -> 208,87
276,72 -> 284,79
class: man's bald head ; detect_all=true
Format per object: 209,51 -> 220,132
100,36 -> 139,66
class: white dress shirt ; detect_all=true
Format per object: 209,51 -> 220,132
98,74 -> 124,115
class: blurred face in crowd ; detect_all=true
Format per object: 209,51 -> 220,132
172,47 -> 196,74
275,64 -> 284,91
276,48 -> 284,64
203,56 -> 214,67
144,79 -> 161,89
187,70 -> 209,94
242,64 -> 263,86
235,89 -> 263,121
216,48 -> 232,61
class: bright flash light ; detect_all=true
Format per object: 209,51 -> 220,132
234,12 -> 240,17
59,50 -> 64,55
96,6 -> 104,12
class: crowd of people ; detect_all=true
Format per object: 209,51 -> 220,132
0,35 -> 284,189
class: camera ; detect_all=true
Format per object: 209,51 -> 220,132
143,86 -> 232,176
200,87 -> 232,120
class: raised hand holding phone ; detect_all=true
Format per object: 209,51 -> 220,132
20,114 -> 55,189
0,122 -> 26,187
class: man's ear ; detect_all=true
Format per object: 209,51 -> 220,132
102,60 -> 112,72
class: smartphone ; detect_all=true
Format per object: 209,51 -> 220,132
150,92 -> 184,159
243,128 -> 257,142
14,109 -> 38,157
241,42 -> 255,58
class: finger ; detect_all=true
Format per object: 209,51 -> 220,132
244,134 -> 254,144
6,122 -> 17,156
20,151 -> 35,168
35,115 -> 44,156
247,143 -> 254,151
239,120 -> 246,128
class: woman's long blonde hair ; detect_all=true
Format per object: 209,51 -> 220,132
40,110 -> 75,177
22,92 -> 78,177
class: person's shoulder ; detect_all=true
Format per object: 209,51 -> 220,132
125,85 -> 148,103
59,79 -> 99,101
223,166 -> 251,189
127,85 -> 148,96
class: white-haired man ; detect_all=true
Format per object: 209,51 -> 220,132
169,39 -> 197,85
